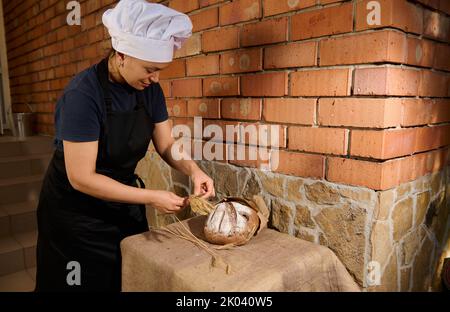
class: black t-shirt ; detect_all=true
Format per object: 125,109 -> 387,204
54,63 -> 169,151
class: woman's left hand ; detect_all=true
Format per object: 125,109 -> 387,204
191,169 -> 215,199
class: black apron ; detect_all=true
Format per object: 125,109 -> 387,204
35,58 -> 154,292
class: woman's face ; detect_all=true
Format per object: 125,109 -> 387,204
116,54 -> 171,90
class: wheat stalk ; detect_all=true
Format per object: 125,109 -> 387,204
161,214 -> 232,274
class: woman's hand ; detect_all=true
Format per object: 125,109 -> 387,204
146,190 -> 188,214
191,169 -> 215,199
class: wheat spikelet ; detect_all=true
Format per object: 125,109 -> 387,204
188,195 -> 215,215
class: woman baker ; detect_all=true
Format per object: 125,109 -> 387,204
35,0 -> 215,291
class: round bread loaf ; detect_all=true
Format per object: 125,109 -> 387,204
204,200 -> 260,245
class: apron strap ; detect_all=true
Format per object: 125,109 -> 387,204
96,57 -> 151,117
96,58 -> 113,113
134,89 -> 146,112
134,173 -> 146,189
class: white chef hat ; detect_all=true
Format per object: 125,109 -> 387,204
102,0 -> 193,63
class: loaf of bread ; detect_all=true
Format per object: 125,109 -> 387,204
203,196 -> 269,246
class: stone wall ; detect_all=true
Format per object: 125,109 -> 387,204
369,166 -> 449,291
136,147 -> 450,291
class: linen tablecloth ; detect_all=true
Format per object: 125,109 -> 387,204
121,216 -> 360,292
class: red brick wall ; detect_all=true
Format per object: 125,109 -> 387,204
162,0 -> 450,191
3,0 -> 115,133
3,0 -> 450,190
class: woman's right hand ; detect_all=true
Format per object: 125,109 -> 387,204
146,190 -> 188,214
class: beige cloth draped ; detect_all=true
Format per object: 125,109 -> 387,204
121,216 -> 360,292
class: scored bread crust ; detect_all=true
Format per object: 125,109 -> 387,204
204,200 -> 260,246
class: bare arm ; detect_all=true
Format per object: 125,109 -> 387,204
152,120 -> 197,175
63,140 -> 186,212
152,120 -> 215,198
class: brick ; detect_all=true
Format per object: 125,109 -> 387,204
79,16 -> 94,34
404,148 -> 449,186
350,129 -> 416,159
97,39 -> 111,56
241,72 -> 288,96
186,54 -> 220,76
320,0 -> 347,3
195,139 -> 229,163
221,98 -> 262,120
95,10 -> 105,26
191,7 -> 218,32
199,139 -> 228,162
318,98 -> 402,128
62,38 -> 75,51
412,148 -> 449,177
419,70 -> 449,97
54,66 -> 65,79
239,122 -> 286,148
85,0 -> 102,14
203,119 -> 240,143
166,99 -> 188,117
440,0 -> 450,15
203,76 -> 240,96
72,31 -> 88,48
415,125 -> 450,152
327,157 -> 383,190
264,41 -> 317,69
174,33 -> 202,58
169,0 -> 199,13
202,27 -> 239,52
159,59 -> 186,79
406,37 -> 435,67
263,98 -> 316,125
434,43 -> 450,71
82,45 -> 98,59
290,68 -> 352,96
272,151 -> 325,179
423,10 -> 450,42
219,0 -> 261,26
228,144 -> 271,169
320,30 -> 407,66
172,78 -> 203,97
76,60 -> 92,73
291,3 -> 353,40
289,127 -> 349,155
355,0 -> 423,34
354,67 -> 420,96
88,26 -> 104,43
44,42 -> 63,57
187,99 -> 220,118
171,117 -> 196,138
199,0 -> 225,7
263,0 -> 316,17
159,81 -> 172,97
220,48 -> 262,74
415,0 -> 440,10
401,99 -> 450,126
241,17 -> 288,47
350,125 -> 450,160
69,48 -> 84,63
